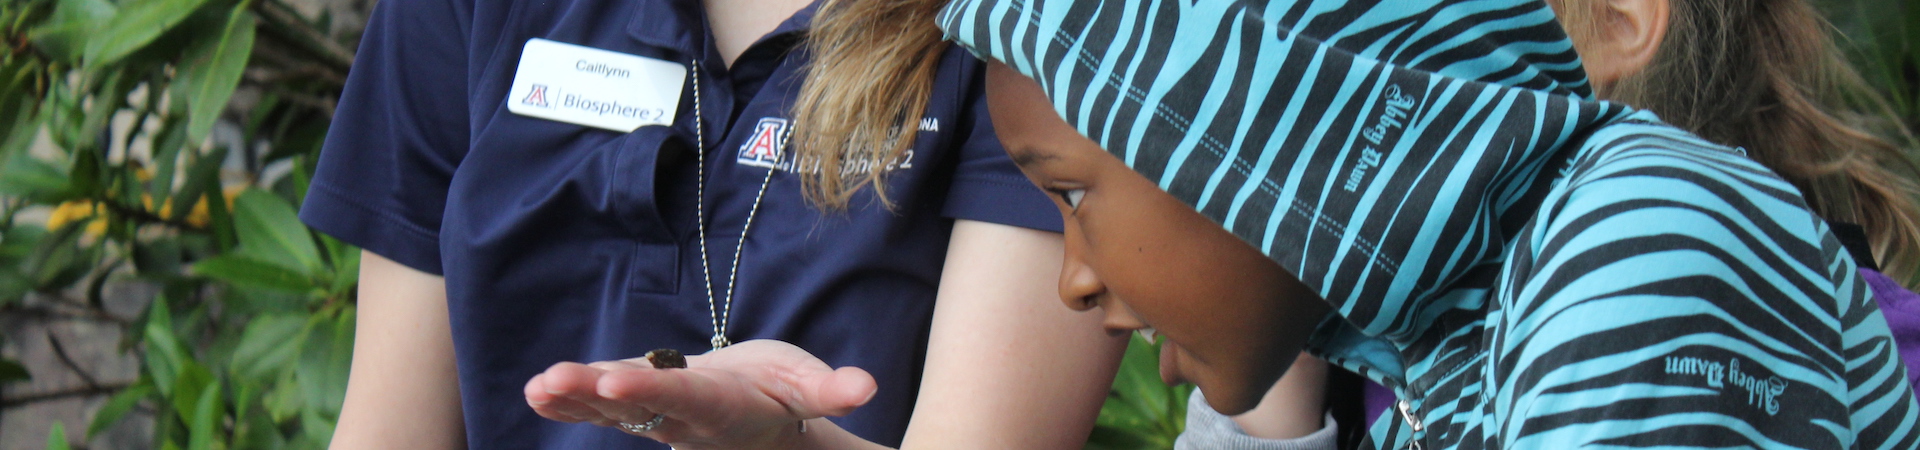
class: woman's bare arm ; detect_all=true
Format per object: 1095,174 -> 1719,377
328,251 -> 466,449
900,219 -> 1128,448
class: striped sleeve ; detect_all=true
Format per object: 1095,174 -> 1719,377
1490,124 -> 1920,448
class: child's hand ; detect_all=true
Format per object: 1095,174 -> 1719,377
524,339 -> 879,450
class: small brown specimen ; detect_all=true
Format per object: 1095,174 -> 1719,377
643,349 -> 687,369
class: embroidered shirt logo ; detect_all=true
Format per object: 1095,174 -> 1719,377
737,118 -> 789,169
736,117 -> 933,174
1343,85 -> 1419,192
1664,355 -> 1788,415
1664,356 -> 1725,387
522,84 -> 552,108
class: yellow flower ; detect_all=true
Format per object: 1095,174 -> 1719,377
45,200 -> 108,238
139,185 -> 244,228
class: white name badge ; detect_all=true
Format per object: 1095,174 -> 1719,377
507,38 -> 686,132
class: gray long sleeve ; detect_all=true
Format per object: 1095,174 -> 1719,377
1174,389 -> 1339,450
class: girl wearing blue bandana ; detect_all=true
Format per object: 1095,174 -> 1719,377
942,0 -> 1920,448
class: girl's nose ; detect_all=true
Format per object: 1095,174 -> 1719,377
1057,246 -> 1105,312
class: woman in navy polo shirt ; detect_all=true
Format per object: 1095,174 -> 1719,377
298,0 -> 1130,448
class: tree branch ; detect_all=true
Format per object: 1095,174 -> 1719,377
251,0 -> 355,72
0,302 -> 132,325
45,330 -> 102,390
0,380 -> 135,407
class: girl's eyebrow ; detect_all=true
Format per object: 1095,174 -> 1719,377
1010,149 -> 1061,168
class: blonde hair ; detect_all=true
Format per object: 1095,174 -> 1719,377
790,0 -> 950,209
1564,0 -> 1920,285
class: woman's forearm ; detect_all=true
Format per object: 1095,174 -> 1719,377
329,251 -> 466,450
901,220 -> 1129,449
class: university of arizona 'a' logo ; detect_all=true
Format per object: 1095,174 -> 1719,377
522,84 -> 551,108
737,117 -> 789,169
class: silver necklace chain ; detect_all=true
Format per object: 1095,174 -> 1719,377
691,60 -> 779,351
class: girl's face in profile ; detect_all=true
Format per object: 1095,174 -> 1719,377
982,62 -> 1329,415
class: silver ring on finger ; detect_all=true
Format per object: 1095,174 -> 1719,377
617,413 -> 667,434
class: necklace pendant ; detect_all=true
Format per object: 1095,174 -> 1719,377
710,334 -> 730,350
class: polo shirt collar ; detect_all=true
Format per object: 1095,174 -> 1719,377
627,0 -> 822,55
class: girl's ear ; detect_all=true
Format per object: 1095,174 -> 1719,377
1574,0 -> 1670,96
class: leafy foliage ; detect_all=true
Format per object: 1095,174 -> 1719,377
2,0 -> 1915,449
0,0 -> 356,447
1085,335 -> 1192,450
1822,0 -> 1920,132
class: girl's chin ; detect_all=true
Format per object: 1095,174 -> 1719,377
1158,341 -> 1186,386
1162,343 -> 1267,415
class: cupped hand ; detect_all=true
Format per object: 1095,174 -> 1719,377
524,339 -> 878,450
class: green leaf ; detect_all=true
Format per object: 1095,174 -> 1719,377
28,221 -> 90,290
297,310 -> 352,418
229,313 -> 310,381
1115,336 -> 1171,424
224,284 -> 309,314
263,372 -> 303,423
147,116 -> 188,206
132,238 -> 184,277
299,407 -> 336,448
325,241 -> 359,298
1084,425 -> 1157,450
0,226 -> 49,263
0,109 -> 42,166
1086,334 -> 1187,450
66,143 -> 104,196
43,82 -> 88,152
169,363 -> 213,422
87,383 -> 154,439
144,295 -> 189,396
192,254 -> 312,292
0,358 -> 28,383
0,155 -> 73,200
186,377 -> 223,450
0,59 -> 44,161
206,168 -> 237,252
83,0 -> 215,67
0,271 -> 31,307
45,421 -> 72,450
26,0 -> 116,63
232,395 -> 288,450
231,379 -> 258,421
233,189 -> 321,273
176,5 -> 255,144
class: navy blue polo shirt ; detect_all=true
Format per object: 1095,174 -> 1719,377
297,0 -> 1060,447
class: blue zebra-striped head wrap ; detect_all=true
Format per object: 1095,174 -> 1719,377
941,3 -> 1920,448
937,0 -> 1635,340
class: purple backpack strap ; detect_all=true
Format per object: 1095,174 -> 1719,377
1858,267 -> 1920,388
1832,221 -> 1920,387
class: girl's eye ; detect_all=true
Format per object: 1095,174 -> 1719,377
1060,189 -> 1086,209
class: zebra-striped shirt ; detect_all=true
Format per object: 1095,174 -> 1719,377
937,0 -> 1920,447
